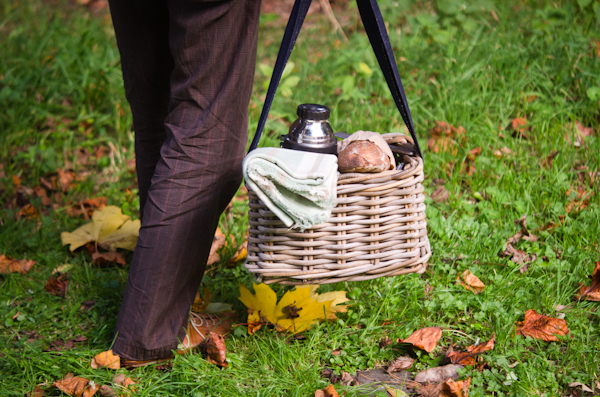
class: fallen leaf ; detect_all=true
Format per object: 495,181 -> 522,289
399,327 -> 442,353
67,197 -> 107,218
53,263 -> 74,274
44,274 -> 69,298
568,382 -> 594,393
516,309 -> 570,341
15,203 -> 40,221
53,376 -> 98,397
564,121 -> 594,147
493,147 -> 512,158
427,121 -> 466,155
227,239 -> 248,267
0,254 -> 35,274
61,206 -> 140,251
379,336 -> 393,348
27,384 -> 47,397
446,335 -> 495,366
92,251 -> 126,267
462,147 -> 481,176
456,270 -> 485,294
386,386 -> 408,397
81,301 -> 96,310
205,332 -> 228,367
239,284 -> 347,334
414,364 -> 463,383
388,356 -> 414,372
57,169 -> 76,192
507,215 -> 539,244
207,228 -> 226,266
565,187 -> 591,214
541,151 -> 559,169
501,243 -> 536,269
191,289 -> 213,313
98,385 -> 115,397
416,383 -> 444,397
510,116 -> 529,138
576,261 -> 600,301
90,350 -> 120,369
323,384 -> 340,397
12,174 -> 21,188
440,377 -> 471,397
112,373 -> 136,390
431,186 -> 449,203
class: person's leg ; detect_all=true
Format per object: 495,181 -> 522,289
107,0 -> 173,220
112,0 -> 261,361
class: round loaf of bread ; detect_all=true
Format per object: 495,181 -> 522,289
338,140 -> 391,173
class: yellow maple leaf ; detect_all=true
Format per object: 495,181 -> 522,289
61,206 -> 140,252
238,283 -> 348,334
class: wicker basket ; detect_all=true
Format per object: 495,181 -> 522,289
244,133 -> 431,285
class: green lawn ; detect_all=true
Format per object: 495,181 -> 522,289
1,0 -> 599,395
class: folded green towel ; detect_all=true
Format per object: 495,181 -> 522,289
243,148 -> 338,230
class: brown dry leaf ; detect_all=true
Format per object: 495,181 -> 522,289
388,356 -> 414,372
323,384 -> 340,397
415,364 -> 463,383
27,384 -> 47,397
57,169 -> 76,192
507,215 -> 538,244
541,151 -> 559,169
92,251 -> 126,267
98,385 -> 115,397
576,261 -> 600,301
516,309 -> 570,342
191,288 -> 213,313
205,332 -> 228,367
447,335 -> 495,366
456,270 -> 485,294
12,174 -> 22,188
90,350 -> 120,369
227,239 -> 248,267
565,187 -> 591,214
501,243 -> 536,271
493,147 -> 512,159
399,327 -> 442,353
462,147 -> 481,176
248,322 -> 262,335
440,377 -> 471,397
16,203 -> 40,221
510,117 -> 529,138
427,121 -> 466,155
44,274 -> 69,298
431,186 -> 449,203
564,121 -> 594,147
0,254 -> 35,274
207,228 -> 226,266
416,383 -> 444,397
53,376 -> 99,397
67,197 -> 107,218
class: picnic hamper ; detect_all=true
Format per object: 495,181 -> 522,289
244,0 -> 431,285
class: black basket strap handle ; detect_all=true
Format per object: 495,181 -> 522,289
248,0 -> 423,159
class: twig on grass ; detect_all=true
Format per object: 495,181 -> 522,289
319,0 -> 348,42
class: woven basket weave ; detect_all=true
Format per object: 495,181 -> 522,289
244,133 -> 431,285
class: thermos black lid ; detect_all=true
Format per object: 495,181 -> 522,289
297,104 -> 330,121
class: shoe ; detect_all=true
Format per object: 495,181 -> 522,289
178,311 -> 237,352
120,311 -> 237,368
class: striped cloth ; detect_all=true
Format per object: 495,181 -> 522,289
243,147 -> 338,230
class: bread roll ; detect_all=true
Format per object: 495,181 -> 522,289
338,140 -> 391,173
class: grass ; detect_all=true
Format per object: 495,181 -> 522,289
1,0 -> 599,395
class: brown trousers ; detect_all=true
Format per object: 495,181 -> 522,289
107,0 -> 261,360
